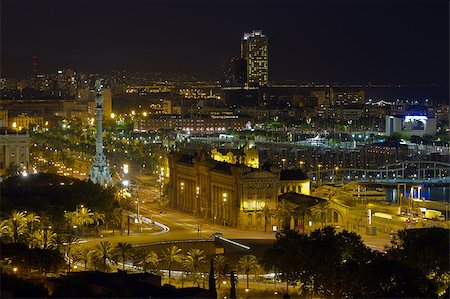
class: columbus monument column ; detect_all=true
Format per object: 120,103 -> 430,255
89,79 -> 112,186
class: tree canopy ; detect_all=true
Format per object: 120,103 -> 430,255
263,227 -> 442,298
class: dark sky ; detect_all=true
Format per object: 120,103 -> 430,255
1,0 -> 448,85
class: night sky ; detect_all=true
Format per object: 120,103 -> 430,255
1,0 -> 448,85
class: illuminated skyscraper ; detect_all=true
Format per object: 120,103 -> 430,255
241,30 -> 268,87
32,55 -> 39,77
224,57 -> 247,87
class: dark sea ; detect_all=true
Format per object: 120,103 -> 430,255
385,185 -> 450,203
365,86 -> 449,104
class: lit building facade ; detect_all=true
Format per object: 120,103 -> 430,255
385,105 -> 437,137
135,114 -> 252,133
102,88 -> 113,118
210,147 -> 259,169
0,110 -> 8,128
9,114 -> 44,131
168,151 -> 310,230
241,30 -> 268,86
0,131 -> 30,176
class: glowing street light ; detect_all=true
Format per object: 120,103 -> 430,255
196,186 -> 201,234
317,164 -> 322,186
123,164 -> 129,174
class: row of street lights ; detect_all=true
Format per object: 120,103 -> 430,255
122,163 -> 143,234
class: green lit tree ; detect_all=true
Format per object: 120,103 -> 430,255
75,246 -> 93,271
77,207 -> 94,237
91,210 -> 106,235
92,241 -> 114,272
256,204 -> 273,232
2,211 -> 28,243
161,245 -> 183,282
183,248 -> 207,286
238,254 -> 260,289
114,242 -> 134,271
134,249 -> 159,274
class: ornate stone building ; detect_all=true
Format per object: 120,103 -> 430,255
168,151 -> 311,230
210,147 -> 259,169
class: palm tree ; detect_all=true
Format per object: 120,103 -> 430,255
161,245 -> 183,281
135,249 -> 159,273
60,234 -> 79,270
92,211 -> 106,235
214,255 -> 227,288
92,241 -> 114,272
3,211 -> 28,243
311,200 -> 329,228
256,204 -> 273,232
0,220 -> 8,235
28,228 -> 57,249
75,247 -> 93,270
114,242 -> 134,271
28,230 -> 44,248
183,248 -> 207,287
77,207 -> 94,237
293,202 -> 312,233
115,188 -> 133,211
25,212 -> 41,232
43,228 -> 57,249
64,211 -> 80,235
238,254 -> 260,289
111,208 -> 124,236
274,200 -> 295,230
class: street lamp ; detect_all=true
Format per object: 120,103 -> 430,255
222,192 -> 227,226
159,167 -> 165,204
281,158 -> 286,170
135,199 -> 141,233
334,166 -> 339,182
299,160 -> 305,169
317,164 -> 322,187
196,186 -> 200,234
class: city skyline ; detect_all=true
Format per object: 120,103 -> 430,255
1,0 -> 448,86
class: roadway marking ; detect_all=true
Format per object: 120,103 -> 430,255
128,213 -> 170,235
214,236 -> 250,250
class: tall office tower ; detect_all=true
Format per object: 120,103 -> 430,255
240,30 -> 268,87
32,55 -> 39,77
230,57 -> 247,87
89,80 -> 112,186
224,57 -> 247,87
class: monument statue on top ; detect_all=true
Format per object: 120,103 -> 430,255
89,79 -> 113,186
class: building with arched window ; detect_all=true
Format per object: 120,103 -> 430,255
167,150 -> 310,230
